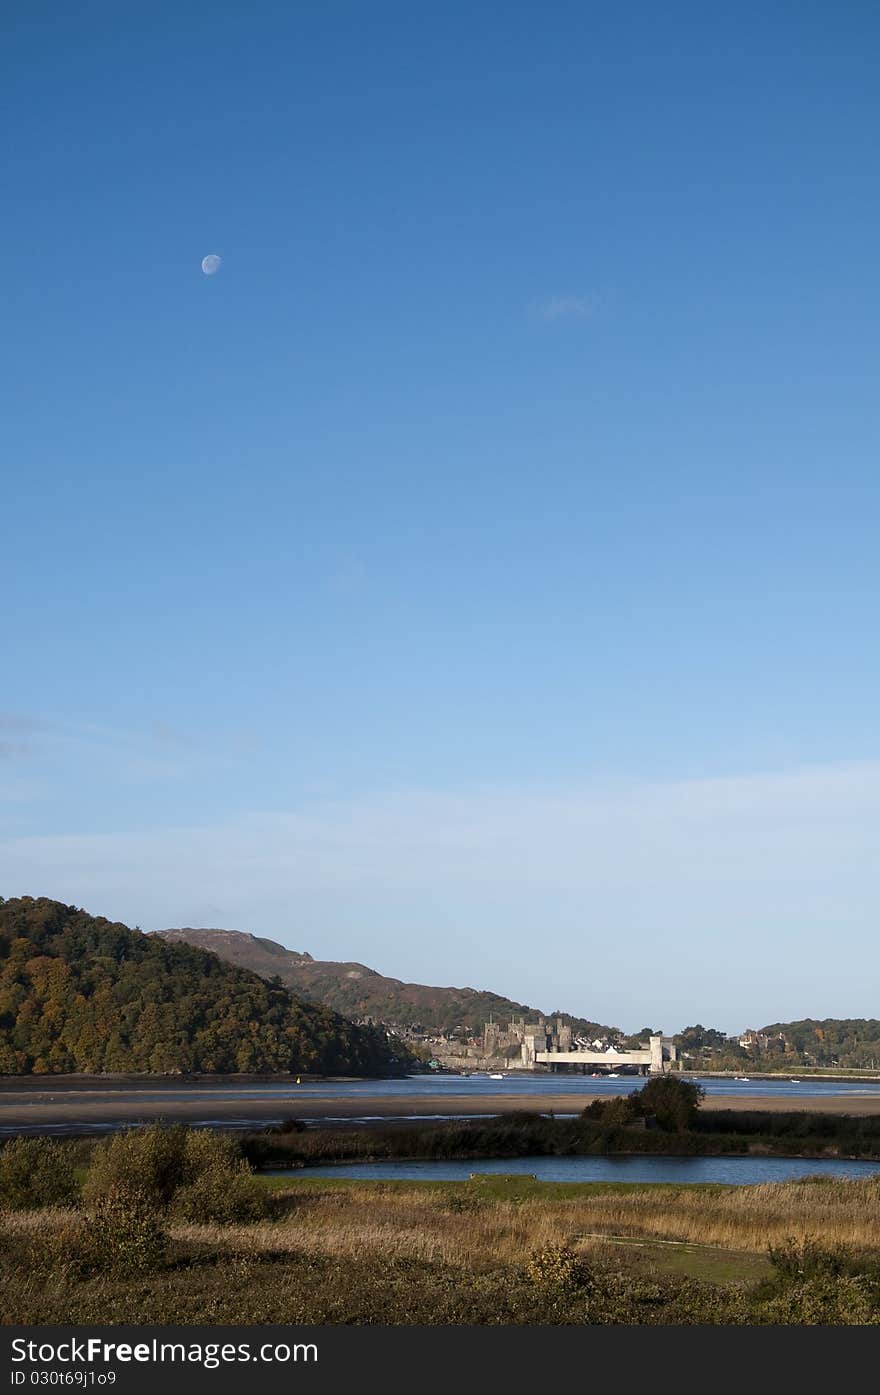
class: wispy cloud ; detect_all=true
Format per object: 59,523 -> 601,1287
0,714 -> 45,763
531,294 -> 596,322
0,713 -> 236,787
0,775 -> 46,804
149,721 -> 191,748
0,740 -> 32,761
0,713 -> 45,731
1,761 -> 878,1032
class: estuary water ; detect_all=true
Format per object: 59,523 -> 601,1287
13,1071 -> 873,1103
276,1154 -> 880,1185
255,1072 -> 880,1102
5,1072 -> 880,1103
4,1071 -> 880,1136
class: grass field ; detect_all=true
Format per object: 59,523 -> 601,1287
3,1129 -> 879,1324
247,1171 -> 880,1258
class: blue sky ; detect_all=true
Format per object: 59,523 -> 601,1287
2,2 -> 878,1033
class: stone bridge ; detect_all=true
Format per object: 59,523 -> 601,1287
529,1034 -> 678,1074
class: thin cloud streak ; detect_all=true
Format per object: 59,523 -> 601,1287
0,714 -> 241,786
531,294 -> 596,322
0,713 -> 47,731
1,760 -> 877,1031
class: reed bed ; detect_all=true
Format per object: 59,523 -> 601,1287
4,1176 -> 878,1271
166,1175 -> 880,1265
173,1193 -> 566,1268
0,1208 -> 80,1240
564,1177 -> 880,1253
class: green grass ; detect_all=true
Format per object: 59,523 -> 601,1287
581,1234 -> 773,1285
4,1143 -> 880,1324
255,1171 -> 734,1200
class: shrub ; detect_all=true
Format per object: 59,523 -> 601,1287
83,1123 -> 190,1210
525,1245 -> 591,1292
768,1237 -> 852,1284
441,1193 -> 483,1214
174,1131 -> 268,1221
173,1162 -> 269,1224
761,1273 -> 880,1325
636,1076 -> 705,1132
582,1095 -> 642,1125
180,1128 -> 241,1175
78,1186 -> 167,1275
0,1137 -> 79,1210
84,1125 -> 268,1224
24,1216 -> 86,1278
582,1078 -> 704,1132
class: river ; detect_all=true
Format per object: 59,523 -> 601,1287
3,1071 -> 880,1135
274,1154 -> 880,1185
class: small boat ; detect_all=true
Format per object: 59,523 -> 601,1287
734,1077 -> 751,1082
789,1079 -> 801,1084
607,1073 -> 620,1079
488,1073 -> 505,1080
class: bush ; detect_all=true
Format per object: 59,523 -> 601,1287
83,1123 -> 191,1210
0,1137 -> 79,1210
173,1163 -> 269,1225
84,1125 -> 268,1224
23,1216 -> 87,1279
761,1271 -> 880,1325
581,1077 -> 704,1132
525,1245 -> 591,1292
582,1095 -> 642,1125
179,1128 -> 241,1175
177,1132 -> 268,1220
756,1237 -> 880,1322
440,1193 -> 483,1214
78,1186 -> 167,1275
636,1076 -> 705,1132
768,1237 -> 852,1283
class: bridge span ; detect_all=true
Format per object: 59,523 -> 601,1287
530,1034 -> 678,1074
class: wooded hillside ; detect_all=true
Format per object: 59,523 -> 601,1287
158,927 -> 621,1040
0,897 -> 413,1076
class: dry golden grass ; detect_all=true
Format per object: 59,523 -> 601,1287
4,1177 -> 878,1268
1,1208 -> 82,1238
172,1176 -> 880,1265
173,1191 -> 566,1268
564,1178 -> 880,1253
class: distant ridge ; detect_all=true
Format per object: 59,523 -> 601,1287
162,928 -> 314,970
156,927 -> 621,1039
0,897 -> 413,1076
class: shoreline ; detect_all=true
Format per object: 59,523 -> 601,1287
4,1086 -> 880,1136
262,1146 -> 880,1171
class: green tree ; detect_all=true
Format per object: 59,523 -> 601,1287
637,1075 -> 705,1132
0,897 -> 417,1078
0,1137 -> 79,1209
582,1094 -> 642,1124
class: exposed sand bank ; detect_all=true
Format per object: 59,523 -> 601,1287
2,1078 -> 880,1135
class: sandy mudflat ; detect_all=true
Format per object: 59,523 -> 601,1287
2,1078 -> 880,1134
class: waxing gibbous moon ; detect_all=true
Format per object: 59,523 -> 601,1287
201,254 -> 222,275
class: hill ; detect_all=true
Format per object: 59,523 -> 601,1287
157,927 -> 621,1040
756,1018 -> 880,1070
0,897 -> 413,1076
672,1019 -> 880,1071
